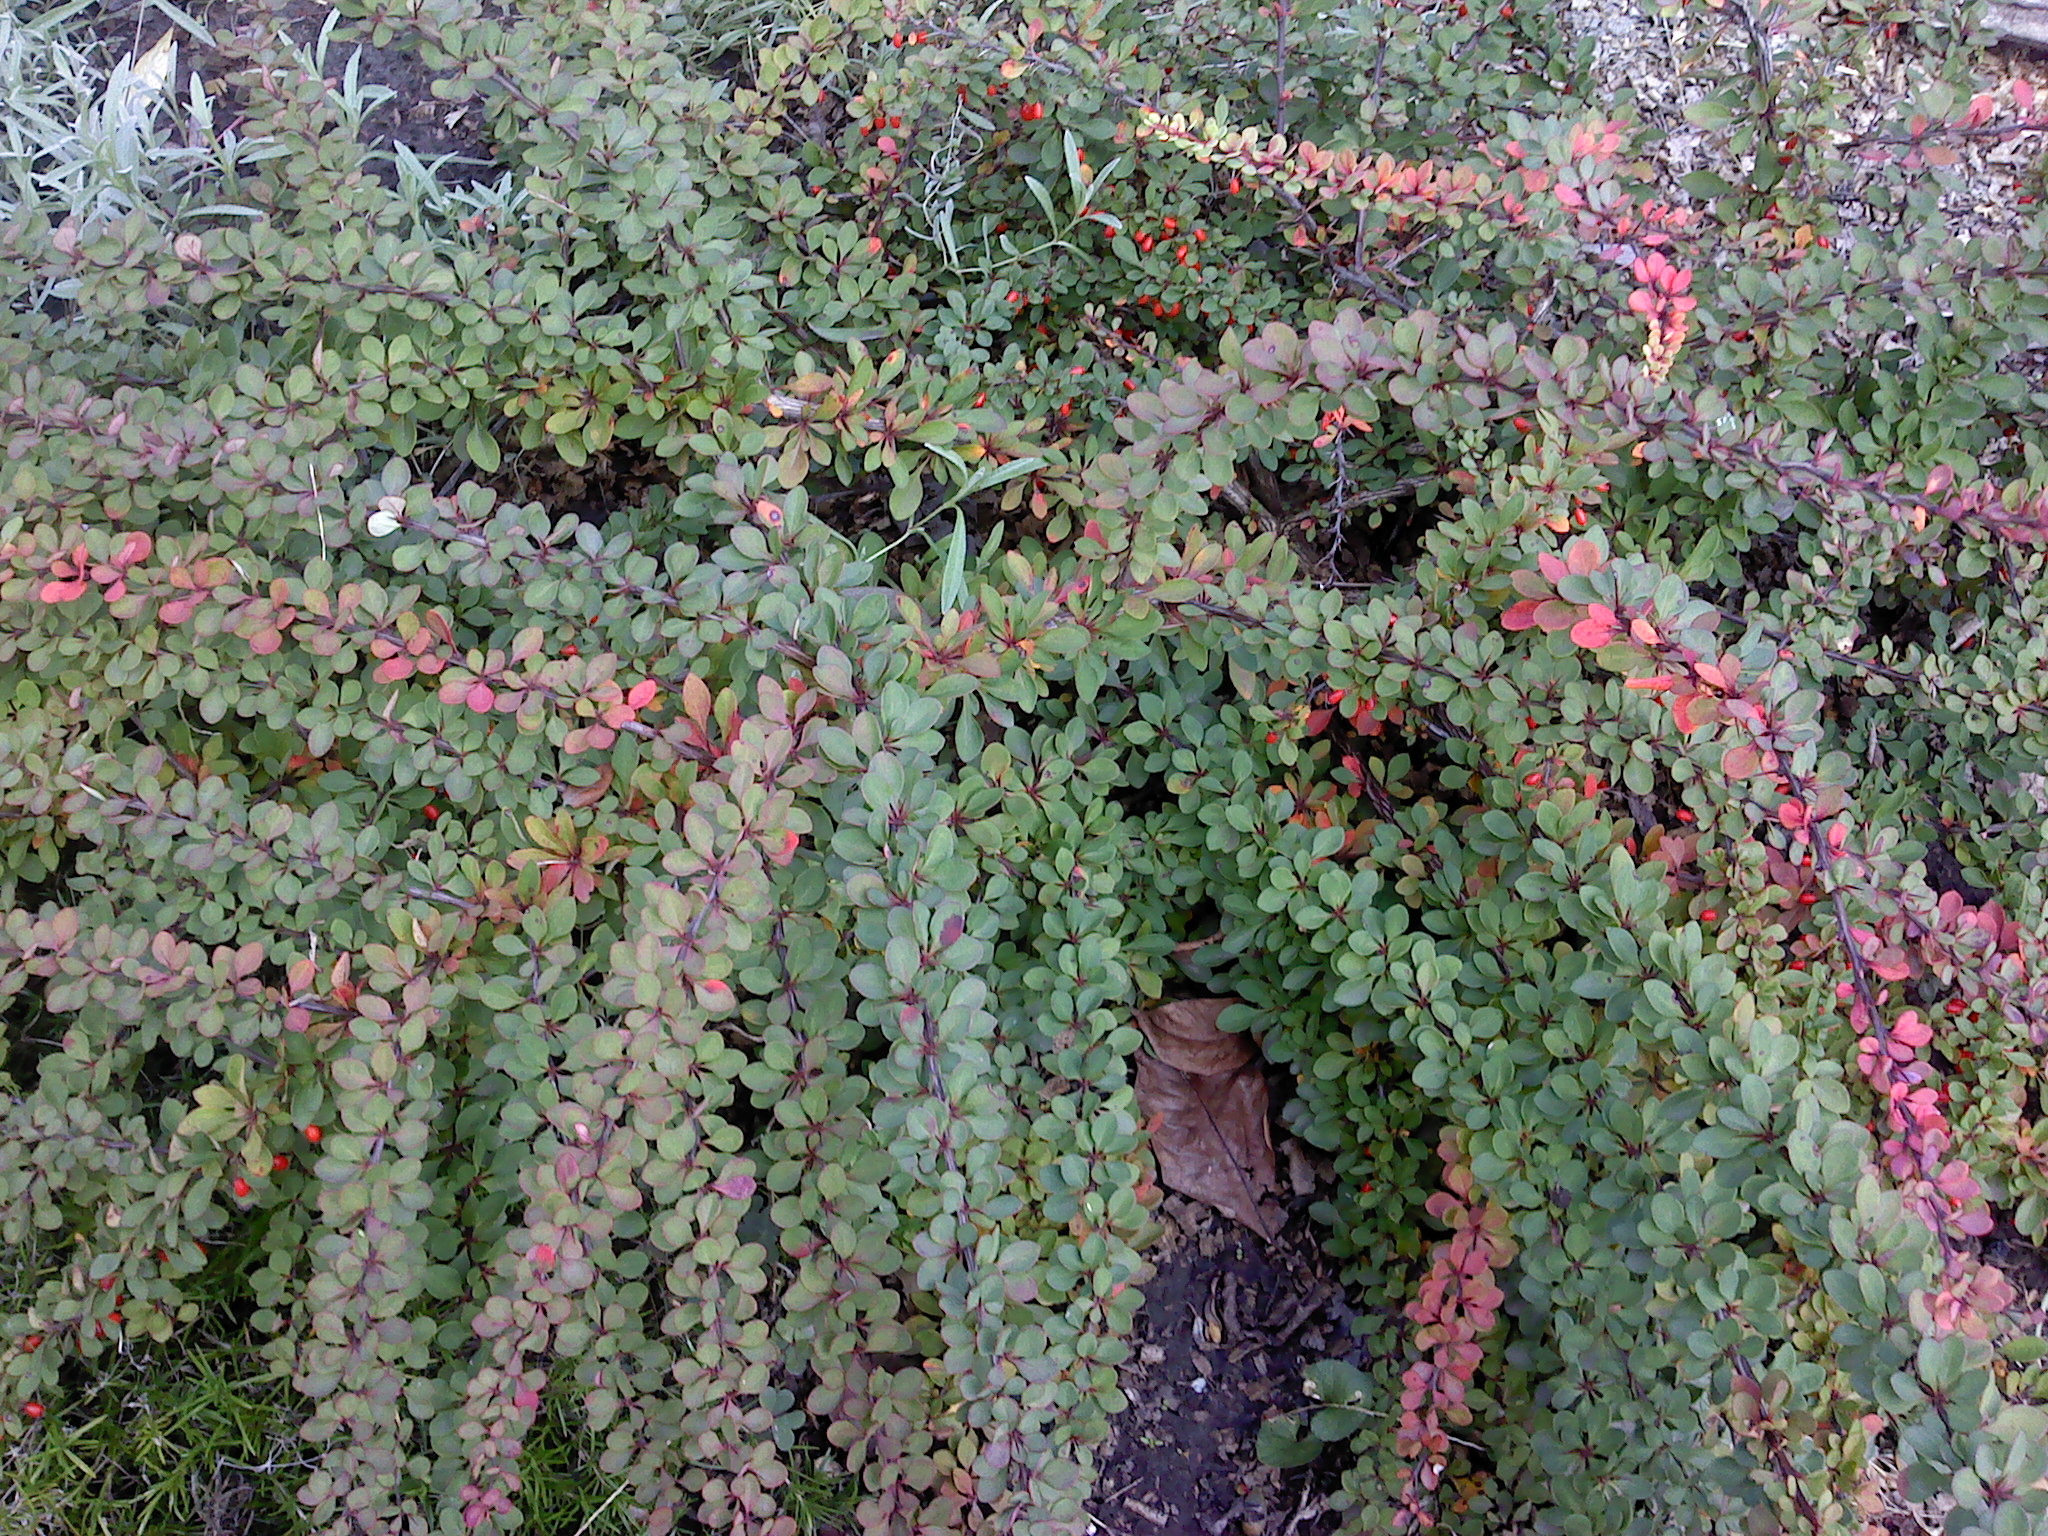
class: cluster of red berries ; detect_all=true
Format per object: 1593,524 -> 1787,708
1118,216 -> 1209,266
228,1138 -> 317,1200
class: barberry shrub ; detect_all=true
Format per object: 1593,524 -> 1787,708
3,0 -> 2048,1533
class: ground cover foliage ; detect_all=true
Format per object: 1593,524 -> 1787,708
5,0 -> 2048,1531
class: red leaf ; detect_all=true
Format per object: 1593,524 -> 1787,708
466,682 -> 496,713
159,597 -> 197,625
374,657 -> 414,684
1502,599 -> 1543,631
1564,537 -> 1603,576
1569,615 -> 1617,648
1670,690 -> 1717,734
38,579 -> 88,604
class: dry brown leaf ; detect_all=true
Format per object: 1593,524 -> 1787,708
1136,1054 -> 1282,1240
1134,999 -> 1283,1240
1137,998 -> 1253,1076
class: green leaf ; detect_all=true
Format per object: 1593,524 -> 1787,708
1255,1415 -> 1322,1468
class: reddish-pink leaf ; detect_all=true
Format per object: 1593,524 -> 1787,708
1569,615 -> 1617,648
373,657 -> 414,684
38,579 -> 88,604
1670,690 -> 1717,734
1502,599 -> 1544,631
466,682 -> 496,713
710,1170 -> 757,1200
248,627 -> 282,656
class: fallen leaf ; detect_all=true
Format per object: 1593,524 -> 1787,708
1137,998 -> 1253,1075
1134,999 -> 1283,1240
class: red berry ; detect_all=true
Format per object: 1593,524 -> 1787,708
1788,961 -> 1805,971
561,644 -> 578,658
1700,909 -> 1719,922
232,1177 -> 252,1199
272,1153 -> 290,1173
1797,892 -> 1818,906
305,1125 -> 323,1144
423,805 -> 440,821
1513,416 -> 1531,433
1946,999 -> 1967,1015
1675,809 -> 1695,823
1020,102 -> 1044,122
23,1402 -> 43,1420
21,1335 -> 41,1351
107,1312 -> 121,1326
1523,771 -> 1544,786
1265,732 -> 1280,745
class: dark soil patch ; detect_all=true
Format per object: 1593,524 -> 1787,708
474,441 -> 681,529
1089,1191 -> 1375,1536
79,0 -> 497,177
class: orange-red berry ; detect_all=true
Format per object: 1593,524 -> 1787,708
305,1125 -> 323,1144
